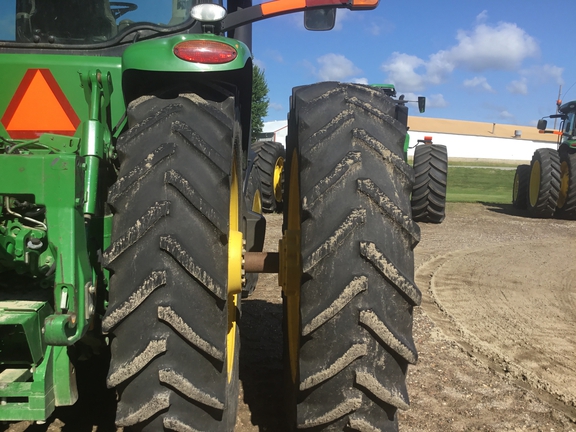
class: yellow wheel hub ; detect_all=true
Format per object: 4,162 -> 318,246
529,160 -> 541,207
227,156 -> 242,379
273,157 -> 284,204
279,149 -> 301,384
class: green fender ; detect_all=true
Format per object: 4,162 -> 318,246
122,33 -> 252,73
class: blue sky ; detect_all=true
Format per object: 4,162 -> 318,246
0,1 -> 572,127
253,0 -> 574,127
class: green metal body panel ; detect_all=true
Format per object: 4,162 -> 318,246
0,153 -> 93,339
0,301 -> 76,420
122,33 -> 251,73
0,5 -> 253,422
0,33 -> 252,421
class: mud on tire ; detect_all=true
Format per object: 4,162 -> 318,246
284,82 -> 421,431
411,144 -> 448,223
102,94 -> 241,431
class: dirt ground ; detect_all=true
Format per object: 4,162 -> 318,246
3,202 -> 576,432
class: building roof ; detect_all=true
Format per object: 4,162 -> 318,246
407,116 -> 558,143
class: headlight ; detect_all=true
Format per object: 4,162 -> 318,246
190,4 -> 227,23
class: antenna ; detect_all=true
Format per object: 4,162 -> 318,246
554,84 -> 562,129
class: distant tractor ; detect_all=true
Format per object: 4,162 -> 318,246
513,100 -> 576,219
410,136 -> 448,224
372,86 -> 449,223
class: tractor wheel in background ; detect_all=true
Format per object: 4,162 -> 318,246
555,148 -> 576,219
242,162 -> 263,298
253,140 -> 285,213
512,164 -> 530,209
411,144 -> 448,223
102,94 -> 242,431
282,82 -> 421,431
528,148 -> 560,218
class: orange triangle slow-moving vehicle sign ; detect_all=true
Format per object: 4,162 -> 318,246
2,69 -> 81,139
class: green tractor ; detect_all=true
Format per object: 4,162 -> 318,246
513,100 -> 576,219
0,1 -> 421,430
373,84 -> 448,223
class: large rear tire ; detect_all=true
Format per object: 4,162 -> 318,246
283,82 -> 421,431
512,164 -> 530,209
103,93 -> 242,431
555,147 -> 576,219
411,144 -> 448,223
528,148 -> 560,218
252,140 -> 285,213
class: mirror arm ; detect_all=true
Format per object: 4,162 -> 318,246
222,0 -> 378,31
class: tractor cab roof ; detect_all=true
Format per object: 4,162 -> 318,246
559,100 -> 576,114
371,84 -> 396,97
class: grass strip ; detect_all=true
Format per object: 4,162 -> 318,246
446,167 -> 515,204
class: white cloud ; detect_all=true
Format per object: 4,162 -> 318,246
499,110 -> 515,120
507,77 -> 528,95
427,94 -> 448,108
476,10 -> 488,23
368,21 -> 382,36
253,58 -> 265,70
523,64 -> 564,85
265,49 -> 284,63
333,9 -> 351,31
381,52 -> 427,91
315,53 -> 363,81
450,22 -> 538,71
269,102 -> 284,112
352,77 -> 369,84
381,20 -> 539,92
464,76 -> 495,93
365,17 -> 394,36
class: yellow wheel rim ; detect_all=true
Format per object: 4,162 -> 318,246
529,160 -> 541,207
252,189 -> 262,214
558,160 -> 570,209
513,171 -> 520,202
280,149 -> 301,384
227,156 -> 242,380
273,157 -> 284,204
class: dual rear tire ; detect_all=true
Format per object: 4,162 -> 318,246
105,83 -> 420,431
514,147 -> 576,219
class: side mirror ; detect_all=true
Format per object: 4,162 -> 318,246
304,8 -> 336,31
418,96 -> 426,113
537,119 -> 547,130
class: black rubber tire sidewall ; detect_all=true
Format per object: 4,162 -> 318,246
411,144 -> 448,223
103,94 -> 241,431
512,164 -> 530,209
527,148 -> 560,218
284,82 -> 421,431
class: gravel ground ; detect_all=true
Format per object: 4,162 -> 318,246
3,203 -> 575,432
